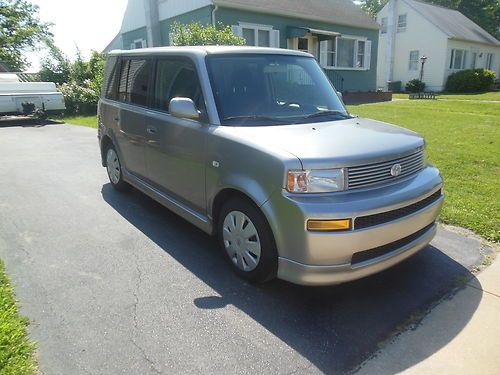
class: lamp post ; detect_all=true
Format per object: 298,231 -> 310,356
419,55 -> 428,82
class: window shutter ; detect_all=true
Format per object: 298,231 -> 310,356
231,25 -> 243,37
364,40 -> 372,70
319,40 -> 328,67
271,29 -> 280,48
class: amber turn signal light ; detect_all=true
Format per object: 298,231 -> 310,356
307,219 -> 351,231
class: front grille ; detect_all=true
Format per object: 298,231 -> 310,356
351,223 -> 435,266
347,149 -> 425,190
355,189 -> 442,230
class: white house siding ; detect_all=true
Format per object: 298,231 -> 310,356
445,39 -> 500,81
121,0 -> 211,34
158,0 -> 212,21
120,0 -> 147,33
377,0 -> 448,91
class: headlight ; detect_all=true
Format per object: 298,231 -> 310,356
287,169 -> 346,193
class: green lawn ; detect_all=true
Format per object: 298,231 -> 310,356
0,260 -> 37,375
348,100 -> 499,242
392,91 -> 500,101
58,115 -> 98,128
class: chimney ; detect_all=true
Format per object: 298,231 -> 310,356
144,0 -> 161,47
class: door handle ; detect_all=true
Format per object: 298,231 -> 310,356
147,126 -> 157,134
113,116 -> 120,122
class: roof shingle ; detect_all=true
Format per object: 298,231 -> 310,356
407,0 -> 500,46
214,0 -> 380,30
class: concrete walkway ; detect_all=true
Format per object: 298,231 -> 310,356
357,251 -> 500,374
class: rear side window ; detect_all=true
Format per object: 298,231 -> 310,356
153,58 -> 204,112
117,58 -> 153,106
102,56 -> 119,100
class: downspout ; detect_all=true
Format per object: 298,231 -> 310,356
385,0 -> 396,89
212,3 -> 218,26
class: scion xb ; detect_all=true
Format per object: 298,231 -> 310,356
98,46 -> 443,286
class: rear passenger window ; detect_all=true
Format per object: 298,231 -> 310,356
103,56 -> 119,100
117,58 -> 152,106
153,58 -> 204,112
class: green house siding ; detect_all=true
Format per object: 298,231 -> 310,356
215,7 -> 379,92
121,5 -> 378,91
121,27 -> 148,49
159,6 -> 213,46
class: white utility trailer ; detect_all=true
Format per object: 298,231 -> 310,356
0,74 -> 65,116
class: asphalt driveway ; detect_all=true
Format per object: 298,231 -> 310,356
0,122 -> 490,374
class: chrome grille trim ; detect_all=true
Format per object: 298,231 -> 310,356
347,150 -> 425,190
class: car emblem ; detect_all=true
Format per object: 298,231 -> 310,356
391,163 -> 402,177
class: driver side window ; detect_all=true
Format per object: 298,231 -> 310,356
153,58 -> 205,113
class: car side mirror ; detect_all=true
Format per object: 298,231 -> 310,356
169,97 -> 200,120
337,91 -> 344,101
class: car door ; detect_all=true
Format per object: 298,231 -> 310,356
144,56 -> 207,214
114,57 -> 153,179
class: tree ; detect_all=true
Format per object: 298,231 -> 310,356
357,0 -> 500,39
38,38 -> 71,84
0,0 -> 52,70
170,22 -> 245,46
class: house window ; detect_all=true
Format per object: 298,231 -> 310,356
397,14 -> 407,32
233,23 -> 279,48
485,53 -> 494,70
449,49 -> 467,70
131,39 -> 147,49
357,40 -> 365,68
471,52 -> 477,69
409,50 -> 419,71
320,36 -> 371,70
381,17 -> 388,34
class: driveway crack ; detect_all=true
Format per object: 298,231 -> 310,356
130,251 -> 162,375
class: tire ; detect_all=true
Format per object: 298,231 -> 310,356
218,197 -> 278,283
105,144 -> 129,192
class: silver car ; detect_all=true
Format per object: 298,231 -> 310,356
98,46 -> 443,286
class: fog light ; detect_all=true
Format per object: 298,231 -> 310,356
307,219 -> 351,231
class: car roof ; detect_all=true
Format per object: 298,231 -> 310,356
108,45 -> 312,58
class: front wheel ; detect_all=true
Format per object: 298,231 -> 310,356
105,145 -> 129,191
218,198 -> 278,283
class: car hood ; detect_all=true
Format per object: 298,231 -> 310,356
222,117 -> 424,169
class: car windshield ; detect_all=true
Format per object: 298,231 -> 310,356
206,54 -> 349,126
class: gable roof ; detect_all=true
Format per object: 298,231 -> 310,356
214,0 -> 380,30
406,0 -> 500,46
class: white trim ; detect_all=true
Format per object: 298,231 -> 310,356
236,22 -> 279,48
131,38 -> 147,50
319,34 -> 370,71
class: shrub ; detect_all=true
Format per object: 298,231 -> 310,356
445,69 -> 496,92
170,22 -> 245,46
405,79 -> 426,93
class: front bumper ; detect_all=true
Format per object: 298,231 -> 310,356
261,166 -> 443,286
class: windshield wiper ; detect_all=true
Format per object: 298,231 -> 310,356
222,115 -> 289,123
304,110 -> 351,119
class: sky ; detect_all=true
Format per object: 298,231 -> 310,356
26,0 -> 128,72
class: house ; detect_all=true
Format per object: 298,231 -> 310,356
110,0 -> 381,92
376,0 -> 500,91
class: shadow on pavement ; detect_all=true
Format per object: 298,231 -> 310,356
0,117 -> 60,128
101,184 -> 482,374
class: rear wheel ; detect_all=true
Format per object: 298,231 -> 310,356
218,198 -> 278,283
105,145 -> 129,191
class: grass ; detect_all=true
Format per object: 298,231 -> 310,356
348,100 -> 499,242
60,100 -> 499,242
392,91 -> 500,101
57,115 -> 97,128
0,260 -> 37,375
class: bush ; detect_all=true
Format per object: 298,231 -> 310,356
445,69 -> 496,92
170,22 -> 245,46
405,79 -> 426,93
